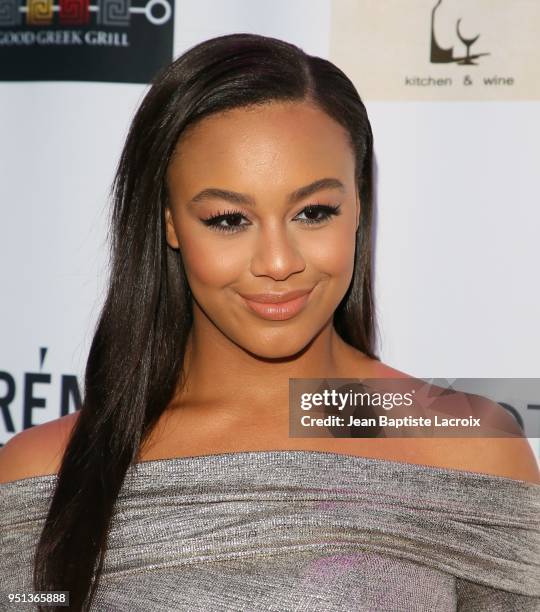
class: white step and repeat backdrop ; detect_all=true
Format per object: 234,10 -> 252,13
1,0 -> 539,458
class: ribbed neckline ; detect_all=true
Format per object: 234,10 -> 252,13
1,448 -> 539,490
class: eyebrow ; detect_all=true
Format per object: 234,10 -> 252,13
188,177 -> 346,207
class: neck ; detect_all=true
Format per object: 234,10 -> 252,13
173,304 -> 359,412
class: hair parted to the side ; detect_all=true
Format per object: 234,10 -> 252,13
32,32 -> 379,611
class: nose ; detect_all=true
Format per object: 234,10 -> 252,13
250,221 -> 306,280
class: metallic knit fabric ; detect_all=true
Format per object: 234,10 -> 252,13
1,449 -> 539,611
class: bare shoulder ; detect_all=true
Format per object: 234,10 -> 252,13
422,384 -> 540,484
434,396 -> 540,484
0,412 -> 80,484
346,354 -> 540,485
446,435 -> 540,485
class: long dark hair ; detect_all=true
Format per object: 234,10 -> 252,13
33,32 -> 379,610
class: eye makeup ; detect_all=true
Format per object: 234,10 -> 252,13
201,203 -> 342,234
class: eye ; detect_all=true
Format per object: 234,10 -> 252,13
294,203 -> 342,225
201,209 -> 251,233
201,203 -> 342,234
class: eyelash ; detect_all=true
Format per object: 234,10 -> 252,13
201,203 -> 342,234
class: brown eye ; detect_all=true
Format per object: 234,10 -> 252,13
295,204 -> 342,225
202,210 -> 250,233
201,203 -> 342,234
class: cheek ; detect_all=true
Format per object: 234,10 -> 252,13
177,227 -> 247,289
305,224 -> 356,280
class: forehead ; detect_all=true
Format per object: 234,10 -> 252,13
166,102 -> 355,195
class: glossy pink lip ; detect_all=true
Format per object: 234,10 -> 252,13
239,288 -> 314,321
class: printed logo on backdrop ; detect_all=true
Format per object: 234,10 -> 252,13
0,348 -> 82,446
329,0 -> 539,100
430,0 -> 490,66
0,0 -> 174,82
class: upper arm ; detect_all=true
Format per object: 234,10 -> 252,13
0,412 -> 79,484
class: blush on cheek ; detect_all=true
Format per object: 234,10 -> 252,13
180,233 -> 249,291
310,237 -> 356,279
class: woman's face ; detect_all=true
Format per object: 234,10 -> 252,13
165,101 -> 360,359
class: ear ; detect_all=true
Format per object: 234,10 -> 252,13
164,207 -> 180,250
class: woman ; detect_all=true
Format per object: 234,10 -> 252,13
1,33 -> 539,612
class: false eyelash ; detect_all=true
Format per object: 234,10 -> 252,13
300,203 -> 342,224
201,202 -> 342,233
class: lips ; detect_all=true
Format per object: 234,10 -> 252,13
239,289 -> 313,304
239,288 -> 314,321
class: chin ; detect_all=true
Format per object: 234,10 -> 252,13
236,329 -> 314,361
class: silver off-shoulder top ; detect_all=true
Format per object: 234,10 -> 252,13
1,449 -> 539,611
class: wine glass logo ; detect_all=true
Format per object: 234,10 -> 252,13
456,18 -> 480,65
430,0 -> 490,65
